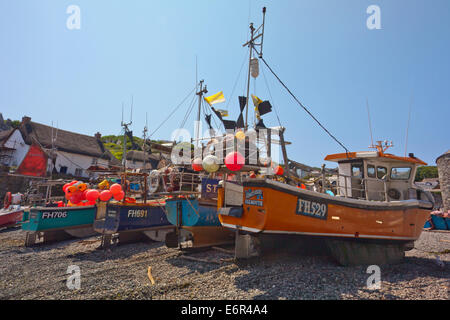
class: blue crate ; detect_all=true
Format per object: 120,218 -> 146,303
445,218 -> 450,230
431,215 -> 448,230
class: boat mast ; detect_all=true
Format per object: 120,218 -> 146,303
142,112 -> 148,172
244,23 -> 254,130
195,80 -> 208,148
242,7 -> 266,130
121,101 -> 132,171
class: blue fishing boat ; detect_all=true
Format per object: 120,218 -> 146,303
93,172 -> 176,247
163,178 -> 234,248
93,200 -> 175,245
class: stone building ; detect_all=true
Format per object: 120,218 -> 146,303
436,150 -> 450,211
0,116 -> 120,178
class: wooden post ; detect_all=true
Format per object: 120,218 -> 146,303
321,164 -> 326,193
278,127 -> 291,180
384,180 -> 388,202
344,175 -> 348,198
143,173 -> 147,203
364,179 -> 369,200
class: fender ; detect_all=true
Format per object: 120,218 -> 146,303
3,192 -> 12,209
148,170 -> 160,194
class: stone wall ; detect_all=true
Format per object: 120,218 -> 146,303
0,174 -> 45,206
436,151 -> 450,212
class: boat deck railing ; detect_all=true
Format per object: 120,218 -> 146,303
149,170 -> 204,197
333,173 -> 392,202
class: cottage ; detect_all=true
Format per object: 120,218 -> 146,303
0,128 -> 29,169
0,116 -> 119,178
125,150 -> 163,171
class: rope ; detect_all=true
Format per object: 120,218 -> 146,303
149,86 -> 196,138
260,63 -> 282,127
225,51 -> 248,112
184,196 -> 200,217
176,91 -> 198,137
258,54 -> 349,153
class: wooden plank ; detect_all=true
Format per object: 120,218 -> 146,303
180,255 -> 221,265
212,246 -> 234,255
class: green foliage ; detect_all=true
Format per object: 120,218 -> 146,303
3,119 -> 20,129
101,134 -> 165,162
10,120 -> 20,128
415,166 -> 438,181
112,150 -> 123,161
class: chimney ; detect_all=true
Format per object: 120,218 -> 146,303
21,116 -> 31,125
94,132 -> 102,140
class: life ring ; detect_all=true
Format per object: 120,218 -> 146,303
148,170 -> 160,194
3,192 -> 12,209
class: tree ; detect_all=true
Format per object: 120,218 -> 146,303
415,166 -> 438,181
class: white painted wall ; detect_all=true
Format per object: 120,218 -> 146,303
51,150 -> 109,178
2,130 -> 29,167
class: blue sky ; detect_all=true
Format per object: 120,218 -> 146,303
1,0 -> 449,167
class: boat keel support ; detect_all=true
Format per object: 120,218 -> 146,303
24,232 -> 37,247
234,232 -> 261,259
143,228 -> 177,242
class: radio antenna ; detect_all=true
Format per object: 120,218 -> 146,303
404,95 -> 413,157
121,100 -> 133,169
121,102 -> 124,124
366,98 -> 374,147
130,95 -> 133,123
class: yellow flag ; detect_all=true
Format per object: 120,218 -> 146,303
217,109 -> 229,117
251,94 -> 262,107
204,91 -> 225,106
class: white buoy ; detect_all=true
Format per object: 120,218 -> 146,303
250,58 -> 259,78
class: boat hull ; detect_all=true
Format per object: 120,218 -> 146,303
21,206 -> 96,233
218,179 -> 433,264
165,198 -> 221,227
219,179 -> 431,242
21,205 -> 97,246
164,198 -> 234,248
93,202 -> 174,244
0,206 -> 24,228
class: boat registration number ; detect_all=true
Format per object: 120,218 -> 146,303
41,211 -> 68,219
296,198 -> 328,220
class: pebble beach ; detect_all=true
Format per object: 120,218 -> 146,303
0,228 -> 448,300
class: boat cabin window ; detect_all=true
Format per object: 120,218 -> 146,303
351,164 -> 363,178
376,166 -> 387,180
390,167 -> 411,180
367,165 -> 376,178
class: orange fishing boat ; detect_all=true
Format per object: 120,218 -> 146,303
215,8 -> 434,265
218,142 -> 434,265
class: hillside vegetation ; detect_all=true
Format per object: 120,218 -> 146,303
415,166 -> 439,182
101,135 -> 168,161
